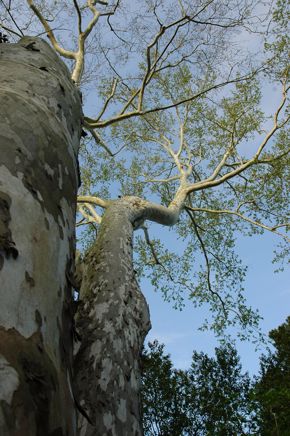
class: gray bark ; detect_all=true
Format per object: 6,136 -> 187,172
0,38 -> 152,436
74,198 -> 151,436
0,37 -> 82,435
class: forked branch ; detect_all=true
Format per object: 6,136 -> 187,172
27,0 -> 108,84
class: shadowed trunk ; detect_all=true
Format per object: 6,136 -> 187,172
74,198 -> 151,436
0,37 -> 82,435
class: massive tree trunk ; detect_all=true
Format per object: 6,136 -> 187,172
0,39 -> 151,436
74,198 -> 151,436
0,37 -> 82,435
0,35 -> 181,436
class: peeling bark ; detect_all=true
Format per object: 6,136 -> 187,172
74,198 -> 151,436
0,37 -> 82,435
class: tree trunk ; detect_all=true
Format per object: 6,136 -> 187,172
74,198 -> 151,436
0,37 -> 82,435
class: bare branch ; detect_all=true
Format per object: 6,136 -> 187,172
141,225 -> 161,266
0,22 -> 22,38
106,12 -> 127,44
85,123 -> 127,157
139,175 -> 180,184
1,0 -> 24,36
186,209 -> 228,315
73,0 -> 82,34
82,0 -> 100,39
95,78 -> 118,122
87,126 -> 114,156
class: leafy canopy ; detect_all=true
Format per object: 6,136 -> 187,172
2,0 -> 289,336
255,316 -> 290,435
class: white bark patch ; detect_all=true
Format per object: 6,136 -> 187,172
89,339 -> 102,370
89,301 -> 110,322
0,166 -> 72,365
99,358 -> 113,391
130,370 -> 138,390
103,319 -> 115,334
0,355 -> 19,404
66,369 -> 74,400
112,337 -> 123,355
44,163 -> 55,178
103,412 -> 116,434
79,420 -> 88,436
117,399 -> 127,423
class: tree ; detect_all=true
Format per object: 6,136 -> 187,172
0,0 -> 289,435
255,317 -> 290,435
141,340 -> 258,435
141,341 -> 193,435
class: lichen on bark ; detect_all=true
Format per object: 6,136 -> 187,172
74,199 -> 151,436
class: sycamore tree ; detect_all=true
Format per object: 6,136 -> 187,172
0,0 -> 289,435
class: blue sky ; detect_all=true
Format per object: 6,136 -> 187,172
143,230 -> 289,375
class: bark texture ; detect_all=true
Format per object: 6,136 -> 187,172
0,37 -> 82,435
74,198 -> 151,436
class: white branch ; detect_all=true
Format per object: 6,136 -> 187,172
77,195 -> 109,208
27,1 -> 76,59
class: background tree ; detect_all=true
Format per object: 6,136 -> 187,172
0,0 -> 289,435
141,340 -> 258,435
255,317 -> 290,435
141,341 -> 193,436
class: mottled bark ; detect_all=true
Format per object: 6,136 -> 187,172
74,198 -> 151,436
0,37 -> 82,435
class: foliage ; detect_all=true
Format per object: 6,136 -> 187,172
142,318 -> 290,435
141,340 -> 258,435
1,0 -> 289,337
255,316 -> 290,435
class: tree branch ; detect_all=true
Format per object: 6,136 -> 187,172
78,203 -> 101,224
85,71 -> 264,128
27,1 -> 76,59
186,209 -> 228,316
185,80 -> 289,194
1,0 -> 24,36
186,205 -> 290,242
77,195 -> 109,208
73,0 -> 82,34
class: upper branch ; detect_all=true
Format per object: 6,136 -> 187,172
77,195 -> 109,209
186,205 -> 290,242
185,79 -> 289,194
27,0 -> 108,84
85,72 -> 261,128
27,1 -> 76,59
73,0 -> 82,34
